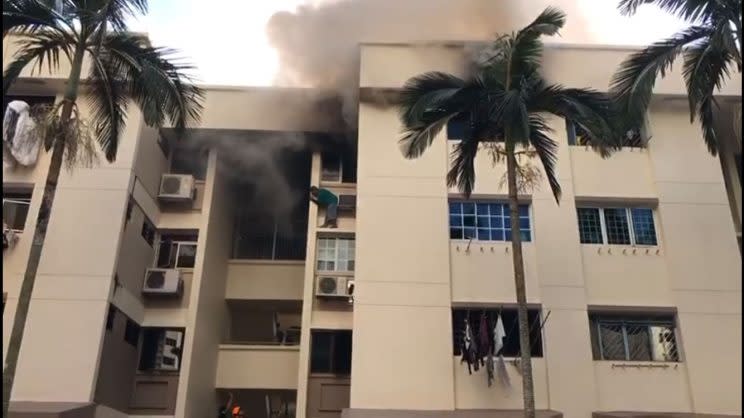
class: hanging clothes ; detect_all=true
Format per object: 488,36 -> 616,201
485,351 -> 495,387
3,100 -> 40,168
494,313 -> 506,356
478,311 -> 490,363
496,355 -> 511,388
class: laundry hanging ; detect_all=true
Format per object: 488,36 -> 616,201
494,313 -> 506,355
3,100 -> 40,168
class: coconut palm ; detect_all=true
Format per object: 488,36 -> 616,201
397,8 -> 620,418
611,0 -> 742,155
2,1 -> 204,415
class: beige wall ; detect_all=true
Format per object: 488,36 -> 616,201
175,150 -> 233,417
352,43 -> 741,418
4,99 -> 144,403
307,376 -> 351,418
226,261 -> 305,300
215,345 -> 300,389
352,103 -> 455,410
93,308 -> 139,413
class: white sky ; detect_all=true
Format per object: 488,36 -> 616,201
127,0 -> 688,86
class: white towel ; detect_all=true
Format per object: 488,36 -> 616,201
494,313 -> 506,355
3,101 -> 40,168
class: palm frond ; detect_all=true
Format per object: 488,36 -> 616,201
527,114 -> 561,202
398,71 -> 473,159
3,0 -> 77,38
618,0 -> 720,22
507,7 -> 566,81
87,53 -> 128,161
447,137 -> 479,198
100,32 -> 204,137
3,32 -> 73,95
531,83 -> 621,156
681,31 -> 732,154
87,0 -> 148,32
610,25 -> 712,123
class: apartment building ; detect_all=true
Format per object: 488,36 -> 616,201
2,39 -> 742,418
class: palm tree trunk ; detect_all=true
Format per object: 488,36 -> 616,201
2,44 -> 86,418
505,144 -> 536,418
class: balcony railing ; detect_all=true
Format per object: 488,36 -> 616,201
216,345 -> 300,389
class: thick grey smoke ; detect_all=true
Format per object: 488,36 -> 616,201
267,0 -> 589,89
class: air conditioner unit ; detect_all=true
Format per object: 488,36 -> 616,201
142,268 -> 183,296
158,174 -> 195,202
155,330 -> 183,371
315,276 -> 354,298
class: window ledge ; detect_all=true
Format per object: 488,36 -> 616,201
607,361 -> 682,369
228,259 -> 306,266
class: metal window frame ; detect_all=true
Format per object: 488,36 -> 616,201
316,237 -> 355,272
578,206 -> 657,247
155,239 -> 198,269
596,318 -> 677,362
3,198 -> 31,232
449,201 -> 531,242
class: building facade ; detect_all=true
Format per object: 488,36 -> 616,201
2,38 -> 742,418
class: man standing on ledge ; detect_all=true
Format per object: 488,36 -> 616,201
310,186 -> 338,228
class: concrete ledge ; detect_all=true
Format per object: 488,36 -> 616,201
342,409 -> 562,418
9,402 -> 95,418
593,412 -> 741,418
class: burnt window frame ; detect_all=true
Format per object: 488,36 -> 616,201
310,329 -> 352,375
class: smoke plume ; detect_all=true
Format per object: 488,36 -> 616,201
268,0 -> 589,88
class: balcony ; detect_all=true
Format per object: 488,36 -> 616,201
225,260 -> 304,300
216,345 -> 300,389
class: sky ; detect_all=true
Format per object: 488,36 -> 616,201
126,0 -> 688,86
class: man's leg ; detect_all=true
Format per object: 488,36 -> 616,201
325,202 -> 338,228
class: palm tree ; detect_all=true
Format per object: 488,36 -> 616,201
397,8 -> 620,418
611,0 -> 742,155
2,1 -> 204,416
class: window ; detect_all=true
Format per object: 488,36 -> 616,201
567,117 -> 648,148
566,119 -> 577,146
447,113 -> 472,140
452,308 -> 543,357
589,313 -> 679,362
157,134 -> 171,157
106,305 -> 117,331
125,199 -> 134,225
141,217 -> 155,247
576,207 -> 657,246
124,318 -> 140,347
170,146 -> 207,180
156,232 -> 198,269
449,201 -> 531,242
316,237 -> 355,272
310,330 -> 352,375
138,328 -> 185,372
321,152 -> 342,182
233,214 -> 307,260
3,190 -> 32,232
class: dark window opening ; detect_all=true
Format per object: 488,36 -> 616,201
141,217 -> 155,247
125,199 -> 134,225
156,231 -> 198,269
157,134 -> 171,157
321,146 -> 357,184
138,328 -> 184,372
452,308 -> 543,358
447,113 -> 473,140
310,330 -> 352,375
232,148 -> 311,260
124,318 -> 140,347
568,118 -> 647,148
170,146 -> 208,180
3,189 -> 33,231
106,305 -> 117,331
589,312 -> 679,362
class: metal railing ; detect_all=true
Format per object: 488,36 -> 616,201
593,319 -> 679,362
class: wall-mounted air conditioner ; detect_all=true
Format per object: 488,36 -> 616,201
155,330 -> 183,371
315,276 -> 354,298
158,174 -> 195,202
142,268 -> 183,296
